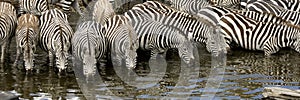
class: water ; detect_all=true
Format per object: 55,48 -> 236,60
0,12 -> 299,99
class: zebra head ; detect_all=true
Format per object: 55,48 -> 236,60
24,38 -> 36,71
54,41 -> 69,72
124,38 -> 139,69
178,39 -> 195,64
82,44 -> 97,75
292,35 -> 300,53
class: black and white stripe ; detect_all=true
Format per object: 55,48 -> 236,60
198,6 -> 289,26
18,0 -> 48,15
131,2 -> 213,44
72,20 -> 106,75
246,0 -> 300,26
218,12 -> 300,55
92,0 -> 115,24
104,15 -> 139,68
0,2 -> 17,63
14,14 -> 39,71
210,0 -> 240,7
168,0 -> 210,15
241,0 -> 300,12
39,8 -> 74,72
125,9 -> 195,64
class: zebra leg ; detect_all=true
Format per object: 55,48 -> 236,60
13,45 -> 21,67
49,51 -> 54,66
150,51 -> 158,60
111,54 -> 122,67
0,42 -> 7,64
263,37 -> 280,56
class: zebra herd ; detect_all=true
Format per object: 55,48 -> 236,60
0,0 -> 300,74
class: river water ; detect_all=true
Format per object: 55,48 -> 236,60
0,11 -> 299,100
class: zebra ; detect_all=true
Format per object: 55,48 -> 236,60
104,15 -> 139,69
241,0 -> 300,12
14,14 -> 39,71
72,21 -> 106,75
0,2 -> 17,63
218,12 -> 300,56
166,0 -> 210,15
209,0 -> 240,8
17,0 -> 93,16
246,0 -> 300,26
91,0 -> 115,25
198,6 -> 290,26
125,9 -> 195,64
130,2 -> 213,44
18,0 -> 48,16
39,8 -> 74,72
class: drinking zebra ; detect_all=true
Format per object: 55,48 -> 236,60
14,14 -> 39,71
72,21 -> 106,75
131,2 -> 213,44
218,12 -> 300,55
125,9 -> 195,64
39,8 -> 74,72
0,2 -> 17,63
104,15 -> 139,69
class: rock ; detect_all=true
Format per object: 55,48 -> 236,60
0,91 -> 19,100
262,87 -> 300,100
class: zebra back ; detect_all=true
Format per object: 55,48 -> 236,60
91,0 -> 115,25
0,2 -> 17,38
39,8 -> 74,71
131,3 -> 213,43
219,12 -> 300,55
18,0 -> 48,16
210,0 -> 240,8
198,6 -> 233,26
247,0 -> 300,26
125,9 -> 195,64
16,14 -> 39,70
72,21 -> 105,75
234,10 -> 290,24
255,0 -> 300,12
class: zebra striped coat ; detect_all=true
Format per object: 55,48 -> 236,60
0,2 -> 17,63
125,9 -> 195,64
218,12 -> 300,55
15,14 -> 39,71
104,15 -> 138,69
168,0 -> 210,15
131,2 -> 213,44
246,0 -> 300,26
39,8 -> 74,71
72,21 -> 106,75
241,0 -> 300,12
198,6 -> 290,26
92,0 -> 115,25
18,0 -> 48,15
